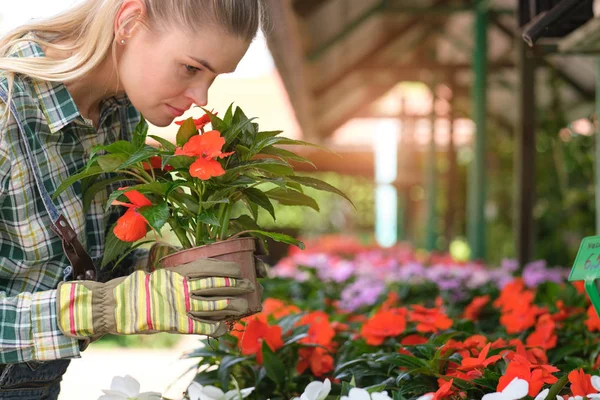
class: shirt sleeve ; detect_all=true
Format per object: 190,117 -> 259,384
0,99 -> 81,363
0,289 -> 81,363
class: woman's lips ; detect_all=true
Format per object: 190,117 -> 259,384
166,104 -> 185,117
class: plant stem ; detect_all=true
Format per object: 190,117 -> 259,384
218,204 -> 232,240
194,179 -> 205,246
168,218 -> 192,248
124,171 -> 150,184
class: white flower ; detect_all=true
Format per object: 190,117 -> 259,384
567,397 -> 584,400
481,378 -> 528,400
187,382 -> 254,400
586,375 -> 600,398
534,388 -> 561,400
98,375 -> 162,400
292,379 -> 331,400
340,388 -> 393,400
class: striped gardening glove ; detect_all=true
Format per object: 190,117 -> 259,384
56,258 -> 255,340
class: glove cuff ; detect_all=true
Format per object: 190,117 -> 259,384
56,281 -> 108,339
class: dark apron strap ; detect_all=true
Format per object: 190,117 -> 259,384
0,87 -> 96,282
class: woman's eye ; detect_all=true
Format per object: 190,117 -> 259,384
185,65 -> 200,74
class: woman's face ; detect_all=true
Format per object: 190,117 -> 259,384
118,23 -> 250,127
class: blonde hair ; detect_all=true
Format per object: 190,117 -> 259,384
0,0 -> 264,120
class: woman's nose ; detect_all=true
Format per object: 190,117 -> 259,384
186,87 -> 208,107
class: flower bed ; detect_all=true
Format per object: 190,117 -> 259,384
184,237 -> 600,400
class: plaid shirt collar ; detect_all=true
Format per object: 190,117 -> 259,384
10,33 -> 131,134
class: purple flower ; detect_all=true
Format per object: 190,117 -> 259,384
340,278 -> 385,311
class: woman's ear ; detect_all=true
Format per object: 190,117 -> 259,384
114,0 -> 146,41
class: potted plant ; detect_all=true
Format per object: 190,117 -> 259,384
53,104 -> 352,317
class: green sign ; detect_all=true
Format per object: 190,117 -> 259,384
569,236 -> 600,317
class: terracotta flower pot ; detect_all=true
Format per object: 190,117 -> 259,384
159,237 -> 262,319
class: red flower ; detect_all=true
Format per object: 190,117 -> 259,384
462,295 -> 490,320
459,343 -> 501,371
408,305 -> 453,333
585,305 -> 600,331
174,111 -> 217,130
174,130 -> 234,180
112,189 -> 152,242
526,314 -> 557,350
175,130 -> 230,159
238,317 -> 283,364
568,369 -> 595,397
296,347 -> 334,377
360,308 -> 406,345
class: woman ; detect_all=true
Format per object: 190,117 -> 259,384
0,0 -> 265,398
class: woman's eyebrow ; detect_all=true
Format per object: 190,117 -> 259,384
188,56 -> 217,73
189,56 -> 235,74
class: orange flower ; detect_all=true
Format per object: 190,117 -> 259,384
175,130 -> 234,180
572,280 -> 585,295
463,335 -> 488,356
360,308 -> 406,345
299,312 -> 336,348
400,334 -> 428,345
568,369 -> 595,397
381,291 -> 400,310
498,354 -> 558,397
462,295 -> 490,320
261,298 -> 301,320
174,111 -> 216,130
408,305 -> 453,333
433,378 -> 455,400
238,317 -> 283,364
585,305 -> 600,331
296,346 -> 334,377
500,304 -> 544,334
526,314 -> 557,350
112,189 -> 152,242
459,343 -> 501,371
176,130 -> 229,159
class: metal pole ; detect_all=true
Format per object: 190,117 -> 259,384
426,90 -> 438,251
468,0 -> 488,260
445,75 -> 457,250
515,39 -> 536,268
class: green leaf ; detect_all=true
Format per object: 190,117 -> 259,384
265,188 -> 319,211
217,355 -> 248,388
261,341 -> 286,388
222,103 -> 234,125
175,118 -> 198,147
102,141 -> 136,156
102,224 -> 134,267
375,353 -> 431,370
132,116 -> 149,149
137,202 -> 169,233
229,214 -> 260,233
236,230 -> 304,249
117,146 -> 161,170
235,144 -> 253,160
243,188 -> 275,220
260,146 -> 316,167
164,155 -> 195,170
52,165 -> 105,199
82,176 -> 128,213
223,159 -> 293,178
97,154 -> 129,172
148,135 -> 176,152
288,175 -> 354,207
197,211 -> 221,227
274,137 -> 333,152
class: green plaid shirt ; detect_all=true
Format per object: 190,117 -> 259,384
0,35 -> 145,363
